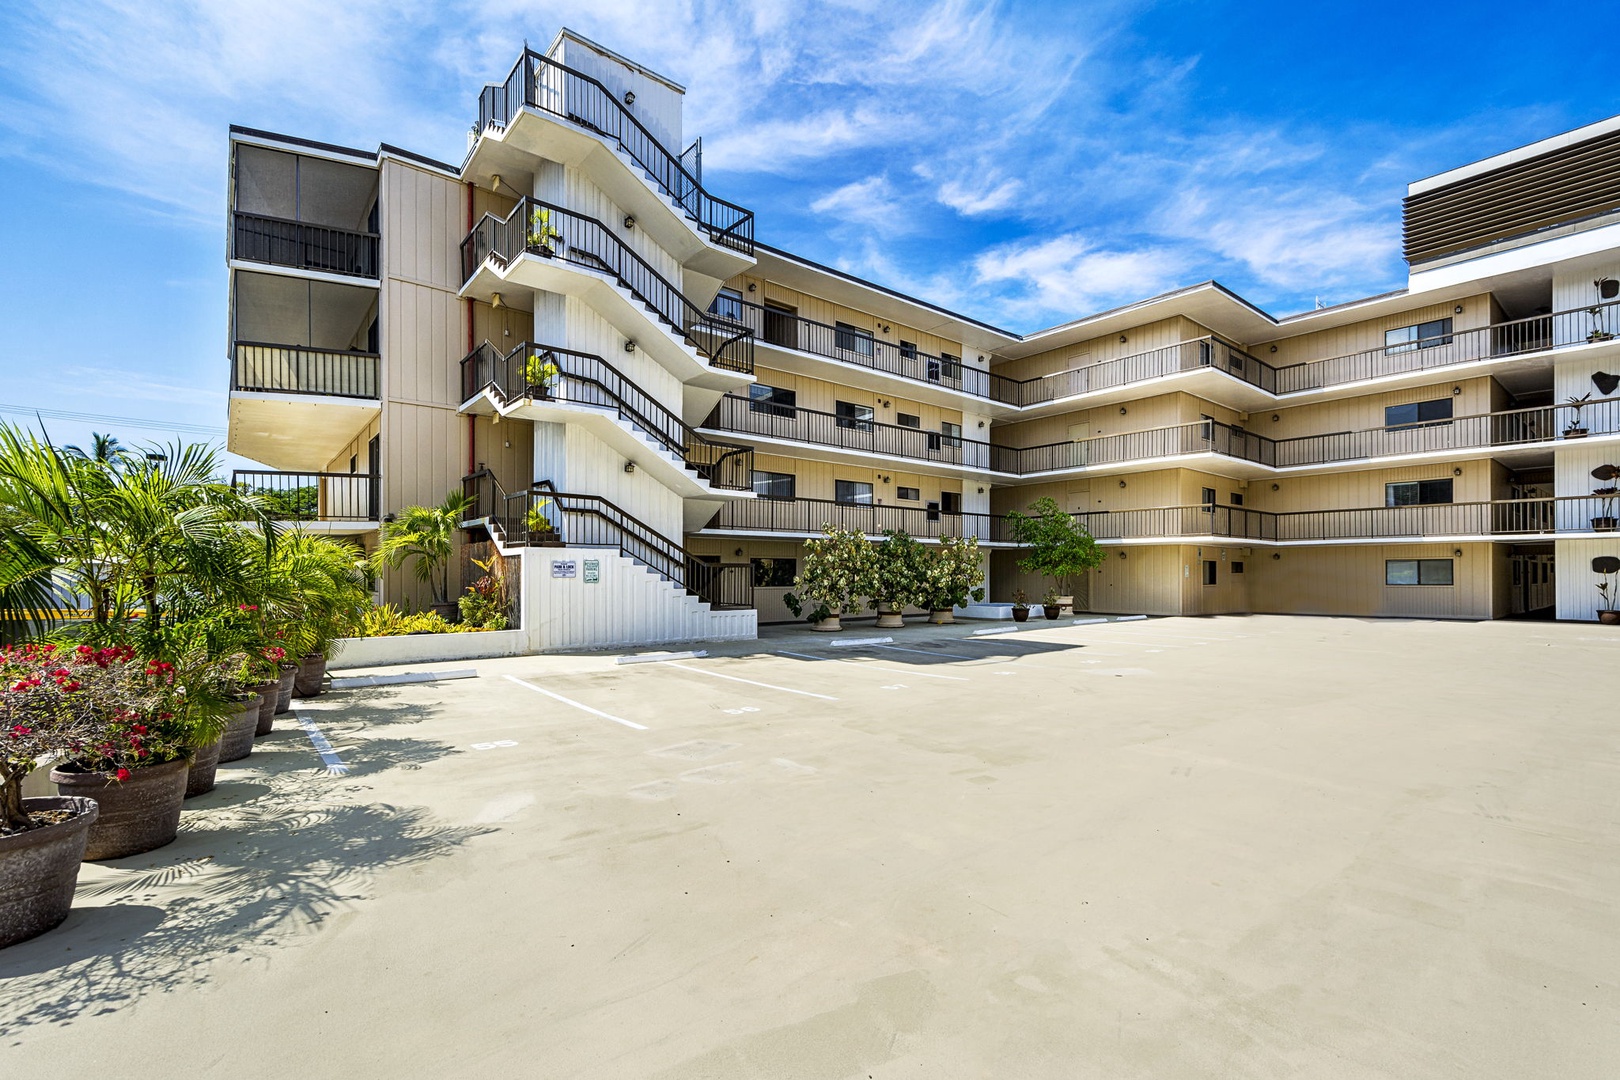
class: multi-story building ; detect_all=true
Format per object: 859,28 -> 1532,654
225,29 -> 1620,646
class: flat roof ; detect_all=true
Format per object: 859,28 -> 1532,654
1409,112 -> 1620,196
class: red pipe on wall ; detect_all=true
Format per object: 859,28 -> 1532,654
466,180 -> 477,477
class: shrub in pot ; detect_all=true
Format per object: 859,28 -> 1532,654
1004,496 -> 1106,618
871,529 -> 925,629
785,527 -> 876,632
1041,589 -> 1063,620
917,535 -> 986,624
1011,589 -> 1030,623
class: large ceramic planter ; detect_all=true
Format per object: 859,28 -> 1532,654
1591,517 -> 1618,531
1042,604 -> 1062,620
273,664 -> 298,715
1056,594 -> 1075,616
293,653 -> 326,697
1599,609 -> 1620,625
50,757 -> 189,861
811,613 -> 842,632
1012,607 -> 1030,623
0,796 -> 99,949
927,609 -> 955,625
874,605 -> 905,629
247,679 -> 278,736
218,694 -> 261,764
185,737 -> 221,798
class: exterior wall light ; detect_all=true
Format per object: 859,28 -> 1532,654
1118,550 -> 1127,559
623,215 -> 636,229
1454,305 -> 1464,314
1271,483 -> 1280,491
977,487 -> 984,493
1118,480 -> 1127,488
1119,334 -> 1128,343
1453,467 -> 1463,477
1271,414 -> 1280,422
624,461 -> 637,474
623,90 -> 635,105
1453,548 -> 1464,557
1269,345 -> 1278,353
880,325 -> 890,333
747,283 -> 757,292
1272,552 -> 1281,560
1452,386 -> 1462,395
490,292 -> 505,309
977,420 -> 986,428
1118,407 -> 1127,415
624,340 -> 636,353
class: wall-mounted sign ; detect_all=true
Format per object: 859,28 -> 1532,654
583,559 -> 600,583
551,560 -> 577,579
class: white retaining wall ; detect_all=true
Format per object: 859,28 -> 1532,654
328,629 -> 529,669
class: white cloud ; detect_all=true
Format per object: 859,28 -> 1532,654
809,176 -> 908,232
937,178 -> 1022,216
973,234 -> 1191,320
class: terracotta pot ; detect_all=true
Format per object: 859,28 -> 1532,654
274,664 -> 298,715
50,757 -> 189,861
1599,609 -> 1620,625
293,653 -> 326,697
874,607 -> 905,629
218,694 -> 261,764
185,737 -> 221,798
928,609 -> 955,625
247,679 -> 278,736
1042,604 -> 1062,620
0,796 -> 99,949
1012,607 -> 1029,623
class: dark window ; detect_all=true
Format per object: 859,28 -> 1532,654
349,454 -> 358,475
751,471 -> 795,500
1203,560 -> 1218,586
896,486 -> 920,501
1201,487 -> 1216,513
835,322 -> 875,356
940,491 -> 962,514
926,500 -> 941,521
762,302 -> 797,348
751,558 -> 796,588
1385,398 -> 1453,430
939,421 -> 963,449
900,341 -> 918,362
939,353 -> 961,380
748,384 -> 797,418
835,480 -> 873,505
708,287 -> 743,322
835,401 -> 874,432
1386,558 -> 1454,585
1386,479 -> 1453,506
896,412 -> 921,428
1230,492 -> 1244,506
1385,317 -> 1454,354
1231,561 -> 1245,574
926,356 -> 941,381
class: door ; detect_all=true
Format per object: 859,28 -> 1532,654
762,302 -> 798,349
367,434 -> 381,521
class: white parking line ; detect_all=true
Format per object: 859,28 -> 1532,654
663,662 -> 838,701
775,650 -> 970,681
871,644 -> 993,662
294,712 -> 351,776
503,674 -> 649,730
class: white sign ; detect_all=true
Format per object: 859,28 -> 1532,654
583,559 -> 600,583
551,559 -> 577,579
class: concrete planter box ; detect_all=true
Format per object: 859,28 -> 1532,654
328,629 -> 529,670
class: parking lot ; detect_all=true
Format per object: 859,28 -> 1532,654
2,614 -> 1616,1078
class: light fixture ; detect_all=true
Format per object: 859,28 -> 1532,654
1118,480 -> 1127,488
1271,414 -> 1280,422
624,340 -> 636,353
978,355 -> 986,363
624,461 -> 637,473
1119,407 -> 1128,415
747,283 -> 757,292
1452,386 -> 1462,395
881,325 -> 890,333
1453,548 -> 1464,557
977,487 -> 984,494
623,90 -> 635,105
734,547 -> 744,557
1271,483 -> 1280,491
1454,304 -> 1464,314
490,173 -> 503,192
490,292 -> 505,309
880,400 -> 891,408
880,475 -> 891,483
1269,345 -> 1278,353
1119,334 -> 1128,343
977,420 -> 986,428
1118,550 -> 1127,559
623,215 -> 636,229
1272,552 -> 1281,560
1453,467 -> 1463,477
491,411 -> 501,425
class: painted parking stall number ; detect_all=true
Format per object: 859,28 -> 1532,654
471,740 -> 519,751
721,706 -> 760,715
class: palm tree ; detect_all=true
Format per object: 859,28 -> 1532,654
375,490 -> 476,608
0,525 -> 59,644
64,432 -> 126,465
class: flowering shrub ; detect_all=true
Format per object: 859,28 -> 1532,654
870,529 -> 926,612
784,527 -> 877,624
916,536 -> 986,612
1,644 -> 191,831
458,555 -> 511,629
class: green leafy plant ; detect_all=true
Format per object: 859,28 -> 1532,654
375,490 -> 477,607
458,555 -> 511,629
1003,496 -> 1105,601
357,604 -> 490,637
916,535 -> 986,612
527,207 -> 563,251
525,353 -> 561,390
784,527 -> 876,624
870,529 -> 925,613
525,500 -> 553,536
1011,589 -> 1028,610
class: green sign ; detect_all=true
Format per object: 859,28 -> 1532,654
583,559 -> 600,584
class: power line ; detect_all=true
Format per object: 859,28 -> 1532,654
0,403 -> 226,438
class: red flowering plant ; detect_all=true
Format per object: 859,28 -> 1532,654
0,643 -> 189,832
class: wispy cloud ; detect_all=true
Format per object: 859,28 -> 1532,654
973,234 -> 1191,320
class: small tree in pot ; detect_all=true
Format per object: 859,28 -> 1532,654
1011,589 -> 1030,623
1591,465 -> 1619,531
1594,556 -> 1620,624
375,490 -> 477,618
1003,497 -> 1106,615
871,529 -> 925,629
917,535 -> 986,624
784,527 -> 875,631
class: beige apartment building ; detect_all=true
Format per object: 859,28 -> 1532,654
224,29 -> 1620,647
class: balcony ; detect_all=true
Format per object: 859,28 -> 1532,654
472,49 -> 753,260
1012,419 -> 1275,477
698,497 -> 1001,543
234,342 -> 379,399
231,141 -> 379,280
232,470 -> 378,531
232,213 -> 378,279
460,196 -> 753,387
1013,337 -> 1271,409
700,394 -> 1017,474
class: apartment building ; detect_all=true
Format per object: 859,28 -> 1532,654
225,29 -> 1620,645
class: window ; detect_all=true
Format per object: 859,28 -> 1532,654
900,341 -> 918,364
835,480 -> 873,505
762,302 -> 797,348
940,421 -> 962,449
1230,492 -> 1244,506
751,471 -> 795,500
748,383 -> 797,418
1386,479 -> 1453,506
1201,487 -> 1216,513
926,500 -> 941,521
1385,398 -> 1453,430
835,401 -> 875,432
1203,560 -> 1218,586
1385,317 -> 1453,354
1386,559 -> 1454,586
896,412 -> 921,428
941,491 -> 962,514
1231,561 -> 1245,574
348,454 -> 358,475
896,486 -> 920,501
708,287 -> 743,323
751,558 -> 796,587
835,322 -> 875,356
926,356 -> 941,381
939,353 -> 961,380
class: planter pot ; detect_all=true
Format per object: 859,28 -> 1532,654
0,796 -> 99,949
927,609 -> 955,625
218,694 -> 262,764
1056,594 -> 1075,616
1591,517 -> 1618,531
185,737 -> 221,798
1011,607 -> 1030,623
248,679 -> 278,736
811,614 -> 842,632
1042,604 -> 1062,620
874,606 -> 905,629
274,664 -> 298,716
50,758 -> 189,861
1564,428 -> 1589,438
430,602 -> 460,621
293,653 -> 326,698
1599,609 -> 1620,625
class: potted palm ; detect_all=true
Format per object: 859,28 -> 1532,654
1004,497 -> 1106,616
871,529 -> 924,629
525,500 -> 561,545
528,207 -> 563,256
525,353 -> 562,399
784,527 -> 876,631
1595,556 -> 1620,624
1011,589 -> 1030,623
1564,393 -> 1592,438
376,490 -> 478,619
917,535 -> 986,624
1591,465 -> 1619,531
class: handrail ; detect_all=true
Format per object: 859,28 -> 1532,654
702,495 -> 998,541
233,341 -> 380,399
474,48 -> 754,253
460,196 -> 753,374
231,469 -> 378,522
1014,418 -> 1276,473
231,211 -> 379,278
460,341 -> 754,489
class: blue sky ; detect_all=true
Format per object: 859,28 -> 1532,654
0,0 -> 1613,458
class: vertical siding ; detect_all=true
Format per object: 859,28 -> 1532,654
1249,543 -> 1495,619
1555,538 -> 1620,620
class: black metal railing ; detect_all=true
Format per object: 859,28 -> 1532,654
232,212 -> 378,278
232,470 -> 377,522
1013,337 -> 1274,405
461,471 -> 751,608
701,394 -> 1018,472
1013,419 -> 1276,474
475,49 -> 753,253
232,341 -> 379,399
460,341 -> 754,489
700,496 -> 997,541
461,197 -> 753,374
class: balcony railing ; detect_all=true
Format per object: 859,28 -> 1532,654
475,49 -> 754,253
1014,419 -> 1275,474
232,471 -> 377,522
701,394 -> 1018,472
701,496 -> 996,541
461,197 -> 753,375
232,342 -> 379,399
232,212 -> 378,278
1016,337 -> 1273,404
461,341 -> 754,490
